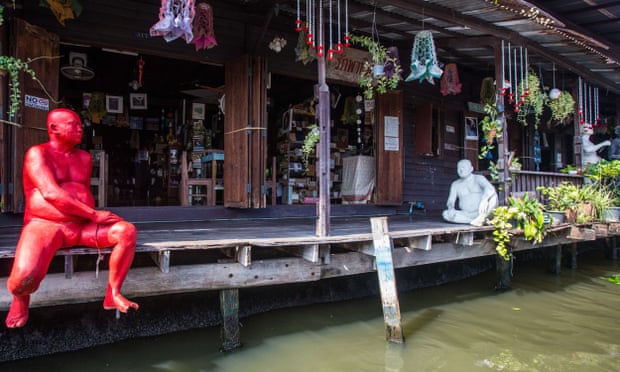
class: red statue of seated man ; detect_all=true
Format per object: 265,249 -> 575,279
5,108 -> 139,328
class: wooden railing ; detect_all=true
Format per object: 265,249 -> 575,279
509,170 -> 584,195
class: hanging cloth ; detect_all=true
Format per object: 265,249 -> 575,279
41,0 -> 82,26
150,0 -> 196,43
480,77 -> 496,106
295,23 -> 316,65
87,92 -> 107,124
191,2 -> 218,51
405,31 -> 443,84
440,63 -> 462,96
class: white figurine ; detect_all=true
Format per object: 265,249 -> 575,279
582,126 -> 610,165
442,159 -> 498,226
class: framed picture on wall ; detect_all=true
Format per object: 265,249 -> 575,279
106,95 -> 123,113
192,102 -> 205,120
465,116 -> 478,140
130,93 -> 148,110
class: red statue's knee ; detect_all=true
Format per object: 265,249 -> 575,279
7,274 -> 40,296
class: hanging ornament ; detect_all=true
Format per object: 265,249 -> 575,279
294,0 -> 350,63
295,22 -> 316,65
40,0 -> 83,26
405,31 -> 443,84
440,63 -> 462,96
150,0 -> 196,43
137,57 -> 145,86
191,2 -> 218,51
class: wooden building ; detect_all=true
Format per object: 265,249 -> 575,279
0,0 -> 619,217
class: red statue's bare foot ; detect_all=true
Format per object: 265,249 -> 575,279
5,295 -> 30,328
103,293 -> 139,313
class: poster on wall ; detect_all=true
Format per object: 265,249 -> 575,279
384,116 -> 399,151
192,102 -> 205,120
465,116 -> 478,140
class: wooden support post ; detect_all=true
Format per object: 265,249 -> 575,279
150,250 -> 170,273
219,288 -> 242,351
64,255 -> 74,279
495,253 -> 512,290
553,245 -> 562,274
611,237 -> 618,260
455,232 -> 474,246
370,217 -> 404,344
568,243 -> 577,269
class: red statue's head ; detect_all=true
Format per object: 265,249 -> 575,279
47,108 -> 83,147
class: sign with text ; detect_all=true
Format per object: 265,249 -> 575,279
327,47 -> 369,84
24,94 -> 49,111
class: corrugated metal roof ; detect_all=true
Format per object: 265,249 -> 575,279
279,0 -> 620,94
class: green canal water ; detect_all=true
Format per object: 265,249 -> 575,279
4,249 -> 620,371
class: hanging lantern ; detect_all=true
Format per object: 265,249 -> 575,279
150,0 -> 196,43
405,31 -> 443,84
440,63 -> 462,96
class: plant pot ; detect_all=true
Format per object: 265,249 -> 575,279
547,211 -> 565,225
373,64 -> 385,77
603,207 -> 620,222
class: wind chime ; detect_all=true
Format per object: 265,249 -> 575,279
578,77 -> 601,128
499,41 -> 532,114
295,0 -> 351,61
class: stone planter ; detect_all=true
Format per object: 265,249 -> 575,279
547,211 -> 565,225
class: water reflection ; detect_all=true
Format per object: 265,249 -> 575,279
4,250 -> 620,371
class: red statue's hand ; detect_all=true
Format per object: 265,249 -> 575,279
94,210 -> 123,224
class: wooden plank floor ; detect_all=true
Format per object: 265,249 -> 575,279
0,206 -> 611,311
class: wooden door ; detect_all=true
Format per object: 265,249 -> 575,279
1,19 -> 59,212
223,55 -> 267,208
375,90 -> 403,205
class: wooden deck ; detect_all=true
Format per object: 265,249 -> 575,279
0,205 -> 617,311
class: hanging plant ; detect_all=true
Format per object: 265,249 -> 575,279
302,125 -> 320,169
547,90 -> 575,123
478,103 -> 503,160
515,72 -> 545,128
0,55 -> 37,120
349,34 -> 402,99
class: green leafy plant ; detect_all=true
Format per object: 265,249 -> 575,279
547,90 -> 575,123
585,159 -> 620,205
538,182 -> 614,222
0,55 -> 37,119
301,125 -> 320,169
489,194 -> 547,261
478,103 -> 503,159
515,72 -> 545,128
349,34 -> 402,100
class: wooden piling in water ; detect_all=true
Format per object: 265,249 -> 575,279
370,217 -> 404,344
219,288 -> 242,351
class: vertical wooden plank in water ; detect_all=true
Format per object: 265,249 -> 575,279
220,288 -> 242,351
370,217 -> 404,344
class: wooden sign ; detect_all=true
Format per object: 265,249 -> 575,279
326,47 -> 369,84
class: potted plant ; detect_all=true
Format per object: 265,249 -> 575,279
478,103 -> 503,160
547,89 -> 575,123
489,193 -> 547,261
584,160 -> 620,220
538,182 -> 614,223
301,124 -> 320,169
515,72 -> 545,128
349,34 -> 402,99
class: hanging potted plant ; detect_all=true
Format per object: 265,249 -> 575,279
515,72 -> 545,128
478,103 -> 503,160
547,90 -> 575,123
301,124 -> 320,170
349,34 -> 402,99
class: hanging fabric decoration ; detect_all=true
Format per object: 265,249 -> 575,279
385,46 -> 401,80
405,31 -> 443,84
150,0 -> 196,43
295,22 -> 316,65
440,63 -> 462,96
41,0 -> 82,26
480,77 -> 496,106
87,92 -> 107,125
191,2 -> 218,51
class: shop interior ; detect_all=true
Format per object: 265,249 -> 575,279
59,45 -> 374,207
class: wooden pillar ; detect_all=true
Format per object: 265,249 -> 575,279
495,251 -> 512,290
219,288 -> 242,351
568,243 -> 577,269
371,217 -> 404,343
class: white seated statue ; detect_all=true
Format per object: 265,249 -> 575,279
442,159 -> 498,226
